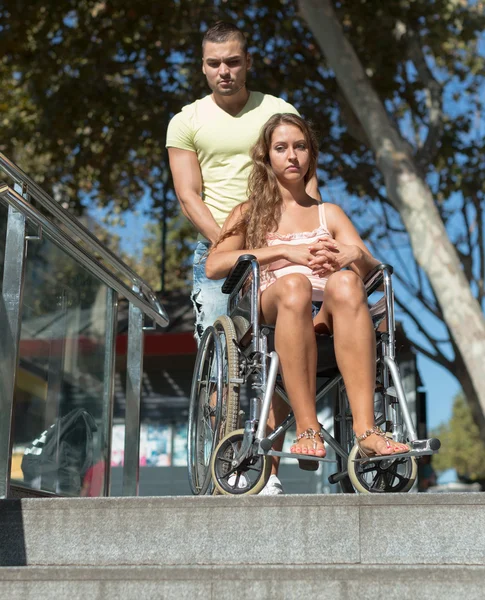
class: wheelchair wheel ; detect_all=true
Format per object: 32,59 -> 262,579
213,316 -> 240,436
187,326 -> 223,495
211,429 -> 271,495
347,444 -> 418,493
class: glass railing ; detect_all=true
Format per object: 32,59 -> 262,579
0,154 -> 169,498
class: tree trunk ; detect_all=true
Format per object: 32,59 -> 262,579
451,340 -> 485,435
298,0 -> 485,433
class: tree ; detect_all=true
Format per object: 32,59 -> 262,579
119,219 -> 194,293
298,0 -> 485,435
433,393 -> 485,484
1,0 -> 485,430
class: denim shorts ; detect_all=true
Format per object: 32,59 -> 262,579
191,240 -> 228,344
312,301 -> 322,318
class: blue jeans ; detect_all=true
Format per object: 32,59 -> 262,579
191,241 -> 228,344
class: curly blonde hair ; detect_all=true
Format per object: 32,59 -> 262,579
217,113 -> 319,249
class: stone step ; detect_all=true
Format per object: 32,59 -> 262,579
0,565 -> 484,600
1,493 -> 484,567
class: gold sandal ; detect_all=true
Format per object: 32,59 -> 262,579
356,426 -> 409,458
291,427 -> 325,471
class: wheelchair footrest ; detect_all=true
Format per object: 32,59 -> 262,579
263,449 -> 338,463
353,437 -> 441,464
410,437 -> 441,452
353,449 -> 432,463
354,451 -> 438,467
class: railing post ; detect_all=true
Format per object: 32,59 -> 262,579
0,206 -> 27,498
122,292 -> 144,496
102,288 -> 118,496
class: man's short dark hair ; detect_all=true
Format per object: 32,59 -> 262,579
202,22 -> 248,54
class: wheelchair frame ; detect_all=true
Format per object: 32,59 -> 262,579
189,255 -> 440,495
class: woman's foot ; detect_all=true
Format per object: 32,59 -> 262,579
290,427 -> 326,458
356,426 -> 409,458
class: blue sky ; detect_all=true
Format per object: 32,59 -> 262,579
420,355 -> 459,430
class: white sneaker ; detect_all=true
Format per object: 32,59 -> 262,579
228,473 -> 248,489
258,474 -> 284,496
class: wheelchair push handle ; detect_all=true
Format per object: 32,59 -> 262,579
363,263 -> 394,296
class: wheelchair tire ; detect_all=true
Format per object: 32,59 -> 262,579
213,316 -> 240,437
211,429 -> 271,495
347,443 -> 418,493
187,327 -> 223,495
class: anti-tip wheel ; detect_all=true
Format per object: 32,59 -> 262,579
347,444 -> 417,493
211,429 -> 271,496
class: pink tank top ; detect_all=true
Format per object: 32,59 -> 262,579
260,203 -> 331,301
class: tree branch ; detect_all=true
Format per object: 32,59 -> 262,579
407,337 -> 453,372
394,294 -> 448,348
475,193 -> 485,305
403,24 -> 444,170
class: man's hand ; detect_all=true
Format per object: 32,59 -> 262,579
308,236 -> 361,276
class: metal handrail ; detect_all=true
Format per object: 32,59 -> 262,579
0,153 -> 168,325
0,184 -> 169,327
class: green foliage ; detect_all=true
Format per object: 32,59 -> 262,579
0,0 -> 484,335
119,218 -> 194,292
432,393 -> 485,481
22,236 -> 104,319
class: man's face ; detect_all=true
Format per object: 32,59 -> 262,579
202,39 -> 251,96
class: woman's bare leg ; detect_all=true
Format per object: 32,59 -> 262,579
261,274 -> 325,457
314,271 -> 408,455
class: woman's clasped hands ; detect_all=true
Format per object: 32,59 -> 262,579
308,236 -> 362,277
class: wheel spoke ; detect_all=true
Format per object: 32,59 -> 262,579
369,471 -> 386,491
360,465 -> 378,474
230,441 -> 241,455
391,470 -> 405,482
221,469 -> 236,481
383,470 -> 395,489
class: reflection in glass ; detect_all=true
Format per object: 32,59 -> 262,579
10,230 -> 110,496
0,201 -> 7,290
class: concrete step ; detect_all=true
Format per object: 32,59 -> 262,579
1,493 -> 484,568
1,565 -> 485,600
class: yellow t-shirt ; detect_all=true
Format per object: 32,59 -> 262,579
166,91 -> 299,227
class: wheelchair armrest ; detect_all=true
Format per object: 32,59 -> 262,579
363,263 -> 394,296
222,254 -> 258,294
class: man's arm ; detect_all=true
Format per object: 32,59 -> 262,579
168,147 -> 221,244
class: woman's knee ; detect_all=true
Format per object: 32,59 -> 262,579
325,271 -> 366,308
277,274 -> 313,311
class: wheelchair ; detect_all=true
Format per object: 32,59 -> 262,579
187,255 -> 441,495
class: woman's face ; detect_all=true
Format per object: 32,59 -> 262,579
268,124 -> 310,185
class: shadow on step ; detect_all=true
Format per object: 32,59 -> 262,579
0,499 -> 27,566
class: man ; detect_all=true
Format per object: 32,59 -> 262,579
166,22 -> 319,495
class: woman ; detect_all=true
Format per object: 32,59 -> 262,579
206,113 -> 409,461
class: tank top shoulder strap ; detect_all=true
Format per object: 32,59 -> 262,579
318,203 -> 328,231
